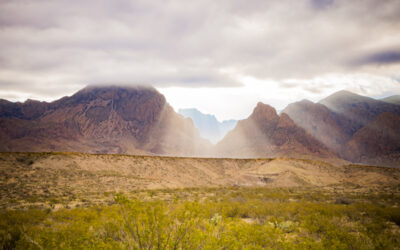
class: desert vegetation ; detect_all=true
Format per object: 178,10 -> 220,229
1,152 -> 400,249
1,187 -> 400,249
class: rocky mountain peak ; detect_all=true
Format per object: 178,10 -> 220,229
216,101 -> 335,159
0,85 -> 211,156
250,102 -> 279,125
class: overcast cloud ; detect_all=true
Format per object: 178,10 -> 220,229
0,0 -> 400,117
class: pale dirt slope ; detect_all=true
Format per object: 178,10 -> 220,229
1,152 -> 399,209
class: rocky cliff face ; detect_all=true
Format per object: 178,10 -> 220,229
0,86 -> 211,156
215,102 -> 336,159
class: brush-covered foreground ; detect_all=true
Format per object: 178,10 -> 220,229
1,187 -> 400,249
1,152 -> 400,249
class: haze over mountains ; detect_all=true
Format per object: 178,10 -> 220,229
283,90 -> 400,167
216,102 -> 336,161
0,85 -> 399,167
0,86 -> 210,156
178,108 -> 237,144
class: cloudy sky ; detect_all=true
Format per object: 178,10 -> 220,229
1,0 -> 400,120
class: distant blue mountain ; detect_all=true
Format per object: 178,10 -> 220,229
178,108 -> 237,144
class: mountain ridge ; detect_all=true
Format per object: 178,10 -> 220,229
283,90 -> 400,167
0,85 -> 211,156
381,95 -> 400,105
1,86 -> 399,167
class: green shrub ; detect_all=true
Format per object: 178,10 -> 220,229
1,187 -> 399,249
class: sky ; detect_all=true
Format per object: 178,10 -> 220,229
1,0 -> 400,121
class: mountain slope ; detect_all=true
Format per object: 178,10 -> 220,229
319,90 -> 400,134
381,95 -> 400,105
282,99 -> 353,154
283,90 -> 400,166
216,102 -> 336,160
0,86 -> 211,156
178,108 -> 237,143
344,112 -> 400,167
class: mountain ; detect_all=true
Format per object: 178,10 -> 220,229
381,95 -> 400,105
344,112 -> 400,167
282,99 -> 351,154
319,90 -> 400,134
215,102 -> 337,160
0,86 -> 211,156
283,90 -> 400,166
1,87 -> 399,167
178,108 -> 237,143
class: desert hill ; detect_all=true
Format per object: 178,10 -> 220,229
0,86 -> 211,156
1,152 -> 399,209
215,102 -> 337,160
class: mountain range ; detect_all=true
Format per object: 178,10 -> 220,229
0,86 -> 210,156
0,86 -> 399,167
178,108 -> 237,144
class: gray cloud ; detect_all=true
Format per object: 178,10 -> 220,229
0,0 -> 400,100
311,0 -> 334,9
354,50 -> 400,66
